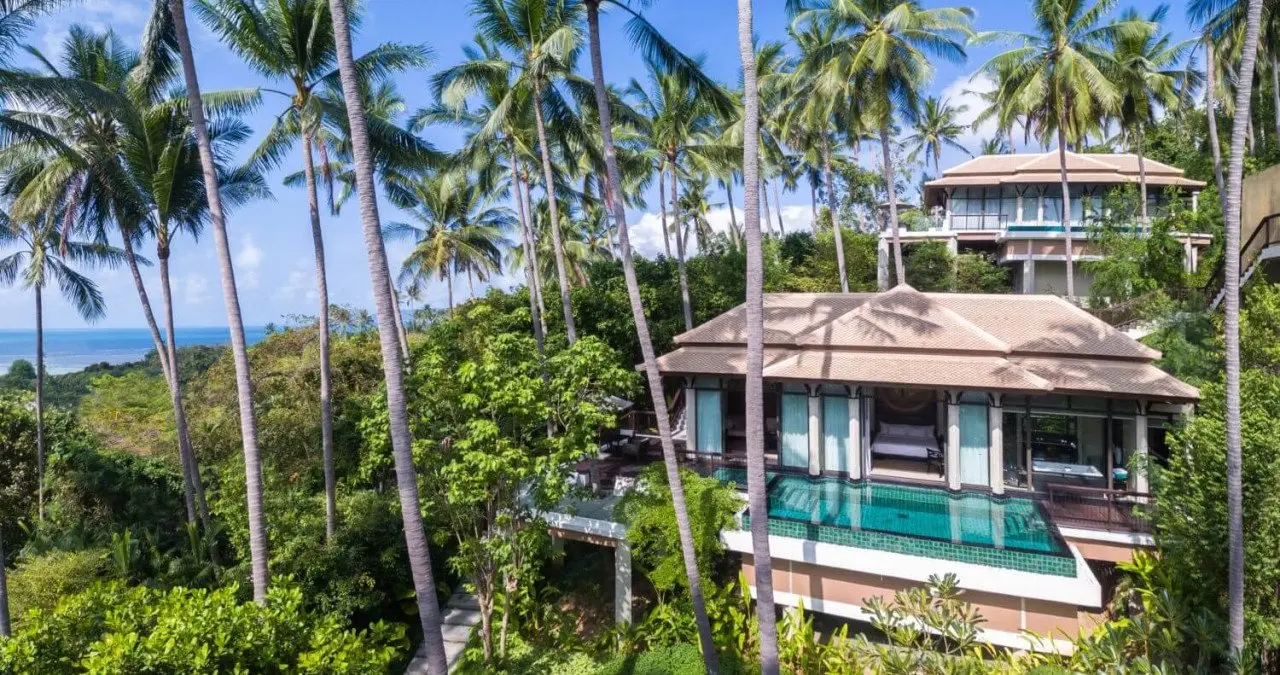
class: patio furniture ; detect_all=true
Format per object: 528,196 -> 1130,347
1032,460 -> 1104,484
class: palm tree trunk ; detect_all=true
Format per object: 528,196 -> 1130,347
34,283 -> 44,524
122,235 -> 200,526
880,126 -> 906,288
809,178 -> 817,226
726,180 -> 738,233
302,133 -> 338,543
519,170 -> 550,337
446,267 -> 454,317
737,3 -> 779,672
1206,41 -> 1226,201
0,529 -> 9,637
669,160 -> 694,331
156,244 -> 210,529
1137,128 -> 1148,228
530,78 -> 577,344
324,1 -> 449,668
169,0 -> 270,604
1055,121 -> 1075,300
585,7 -> 719,670
659,165 -> 672,258
509,145 -> 546,355
761,173 -> 775,238
1223,0 -> 1266,658
823,135 -> 848,292
772,180 -> 785,235
389,279 -> 410,364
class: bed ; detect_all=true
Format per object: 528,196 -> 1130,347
871,423 -> 941,460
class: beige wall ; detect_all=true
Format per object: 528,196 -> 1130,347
1065,537 -> 1145,564
1242,164 -> 1280,259
742,555 -> 1087,638
1024,261 -> 1097,298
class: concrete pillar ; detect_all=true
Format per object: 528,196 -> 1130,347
1022,258 -> 1036,295
946,235 -> 958,256
876,238 -> 890,290
685,382 -> 697,453
1015,191 -> 1024,223
1037,190 -> 1045,225
1133,402 -> 1150,494
808,390 -> 822,476
1183,236 -> 1194,273
988,394 -> 1004,495
946,391 -> 961,491
1191,191 -> 1199,212
614,541 -> 632,626
848,390 -> 862,479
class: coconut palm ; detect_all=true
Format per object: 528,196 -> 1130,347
627,65 -> 730,329
323,0 -> 451,667
386,169 -> 511,314
1215,0 -> 1267,658
796,0 -> 973,288
0,205 -> 126,523
1203,35 -> 1227,198
735,2 -> 779,672
446,0 -> 585,345
1106,5 -> 1198,226
978,0 -> 1145,300
978,136 -> 1012,154
164,0 -> 271,605
905,96 -> 972,175
196,0 -> 429,542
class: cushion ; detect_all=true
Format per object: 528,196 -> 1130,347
904,425 -> 934,439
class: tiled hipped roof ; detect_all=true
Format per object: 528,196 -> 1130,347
658,285 -> 1198,402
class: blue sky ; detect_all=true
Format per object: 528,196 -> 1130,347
0,0 -> 1199,329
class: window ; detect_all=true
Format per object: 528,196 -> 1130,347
823,396 -> 851,473
780,393 -> 809,469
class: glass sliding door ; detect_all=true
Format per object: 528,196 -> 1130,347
822,396 -> 851,473
780,393 -> 809,469
695,389 -> 723,454
958,402 -> 990,486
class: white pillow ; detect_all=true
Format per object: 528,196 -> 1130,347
906,425 -> 934,439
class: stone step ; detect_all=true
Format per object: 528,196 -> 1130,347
449,594 -> 480,611
441,607 -> 482,626
440,621 -> 474,645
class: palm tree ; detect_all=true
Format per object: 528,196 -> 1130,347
323,0 -> 450,668
627,65 -> 729,329
798,0 -> 972,288
0,528 -> 9,637
0,206 -> 125,523
386,169 -> 510,314
905,97 -> 972,175
1106,6 -> 1197,226
978,136 -> 1012,154
978,0 -> 1143,300
196,0 -> 429,542
1203,34 -> 1227,198
1217,0 -> 1267,658
165,0 -> 271,605
450,0 -> 584,345
736,1 -> 778,672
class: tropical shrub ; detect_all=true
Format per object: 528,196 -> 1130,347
0,582 -> 404,673
1,549 -> 110,629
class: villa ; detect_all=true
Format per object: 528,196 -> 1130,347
886,151 -> 1211,298
546,285 -> 1197,653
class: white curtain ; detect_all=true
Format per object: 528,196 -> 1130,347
781,394 -> 809,469
695,389 -> 723,454
959,403 -> 990,486
822,396 -> 850,473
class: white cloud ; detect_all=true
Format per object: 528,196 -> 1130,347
181,274 -> 210,306
274,262 -> 318,303
939,71 -> 998,148
625,205 -> 816,258
234,234 -> 263,289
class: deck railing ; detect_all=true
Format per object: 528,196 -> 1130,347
1041,483 -> 1152,534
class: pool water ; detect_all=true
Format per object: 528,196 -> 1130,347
765,475 -> 1066,556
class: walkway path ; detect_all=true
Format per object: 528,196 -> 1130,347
404,588 -> 481,674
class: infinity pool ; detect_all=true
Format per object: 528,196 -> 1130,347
739,474 -> 1075,576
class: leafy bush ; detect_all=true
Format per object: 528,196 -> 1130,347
596,644 -> 706,675
2,549 -> 110,629
613,466 -> 740,595
0,582 -> 405,673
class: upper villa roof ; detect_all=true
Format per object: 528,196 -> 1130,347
657,285 -> 1198,402
922,150 -> 1206,194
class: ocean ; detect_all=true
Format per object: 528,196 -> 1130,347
0,326 -> 269,375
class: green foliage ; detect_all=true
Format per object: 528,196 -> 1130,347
595,643 -> 707,675
1083,186 -> 1195,308
0,582 -> 405,673
954,253 -> 1010,293
79,371 -> 175,458
614,466 -> 739,595
0,345 -> 225,410
1150,370 -> 1280,657
2,549 -> 110,630
781,230 -> 880,292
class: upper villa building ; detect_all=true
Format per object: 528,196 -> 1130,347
887,151 -> 1210,298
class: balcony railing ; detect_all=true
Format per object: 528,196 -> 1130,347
1040,483 -> 1152,534
948,213 -> 1008,231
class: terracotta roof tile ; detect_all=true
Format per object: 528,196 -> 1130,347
763,351 -> 1052,392
1013,357 -> 1200,402
652,347 -> 797,376
796,285 -> 1010,353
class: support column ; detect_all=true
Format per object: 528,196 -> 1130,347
614,541 -> 632,626
1022,258 -> 1036,295
808,388 -> 822,476
847,388 -> 862,480
988,394 -> 1004,495
684,380 -> 697,453
1133,401 -> 1150,494
1191,191 -> 1199,212
877,238 -> 890,290
946,391 -> 961,491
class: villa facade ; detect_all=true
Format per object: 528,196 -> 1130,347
885,151 -> 1211,299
